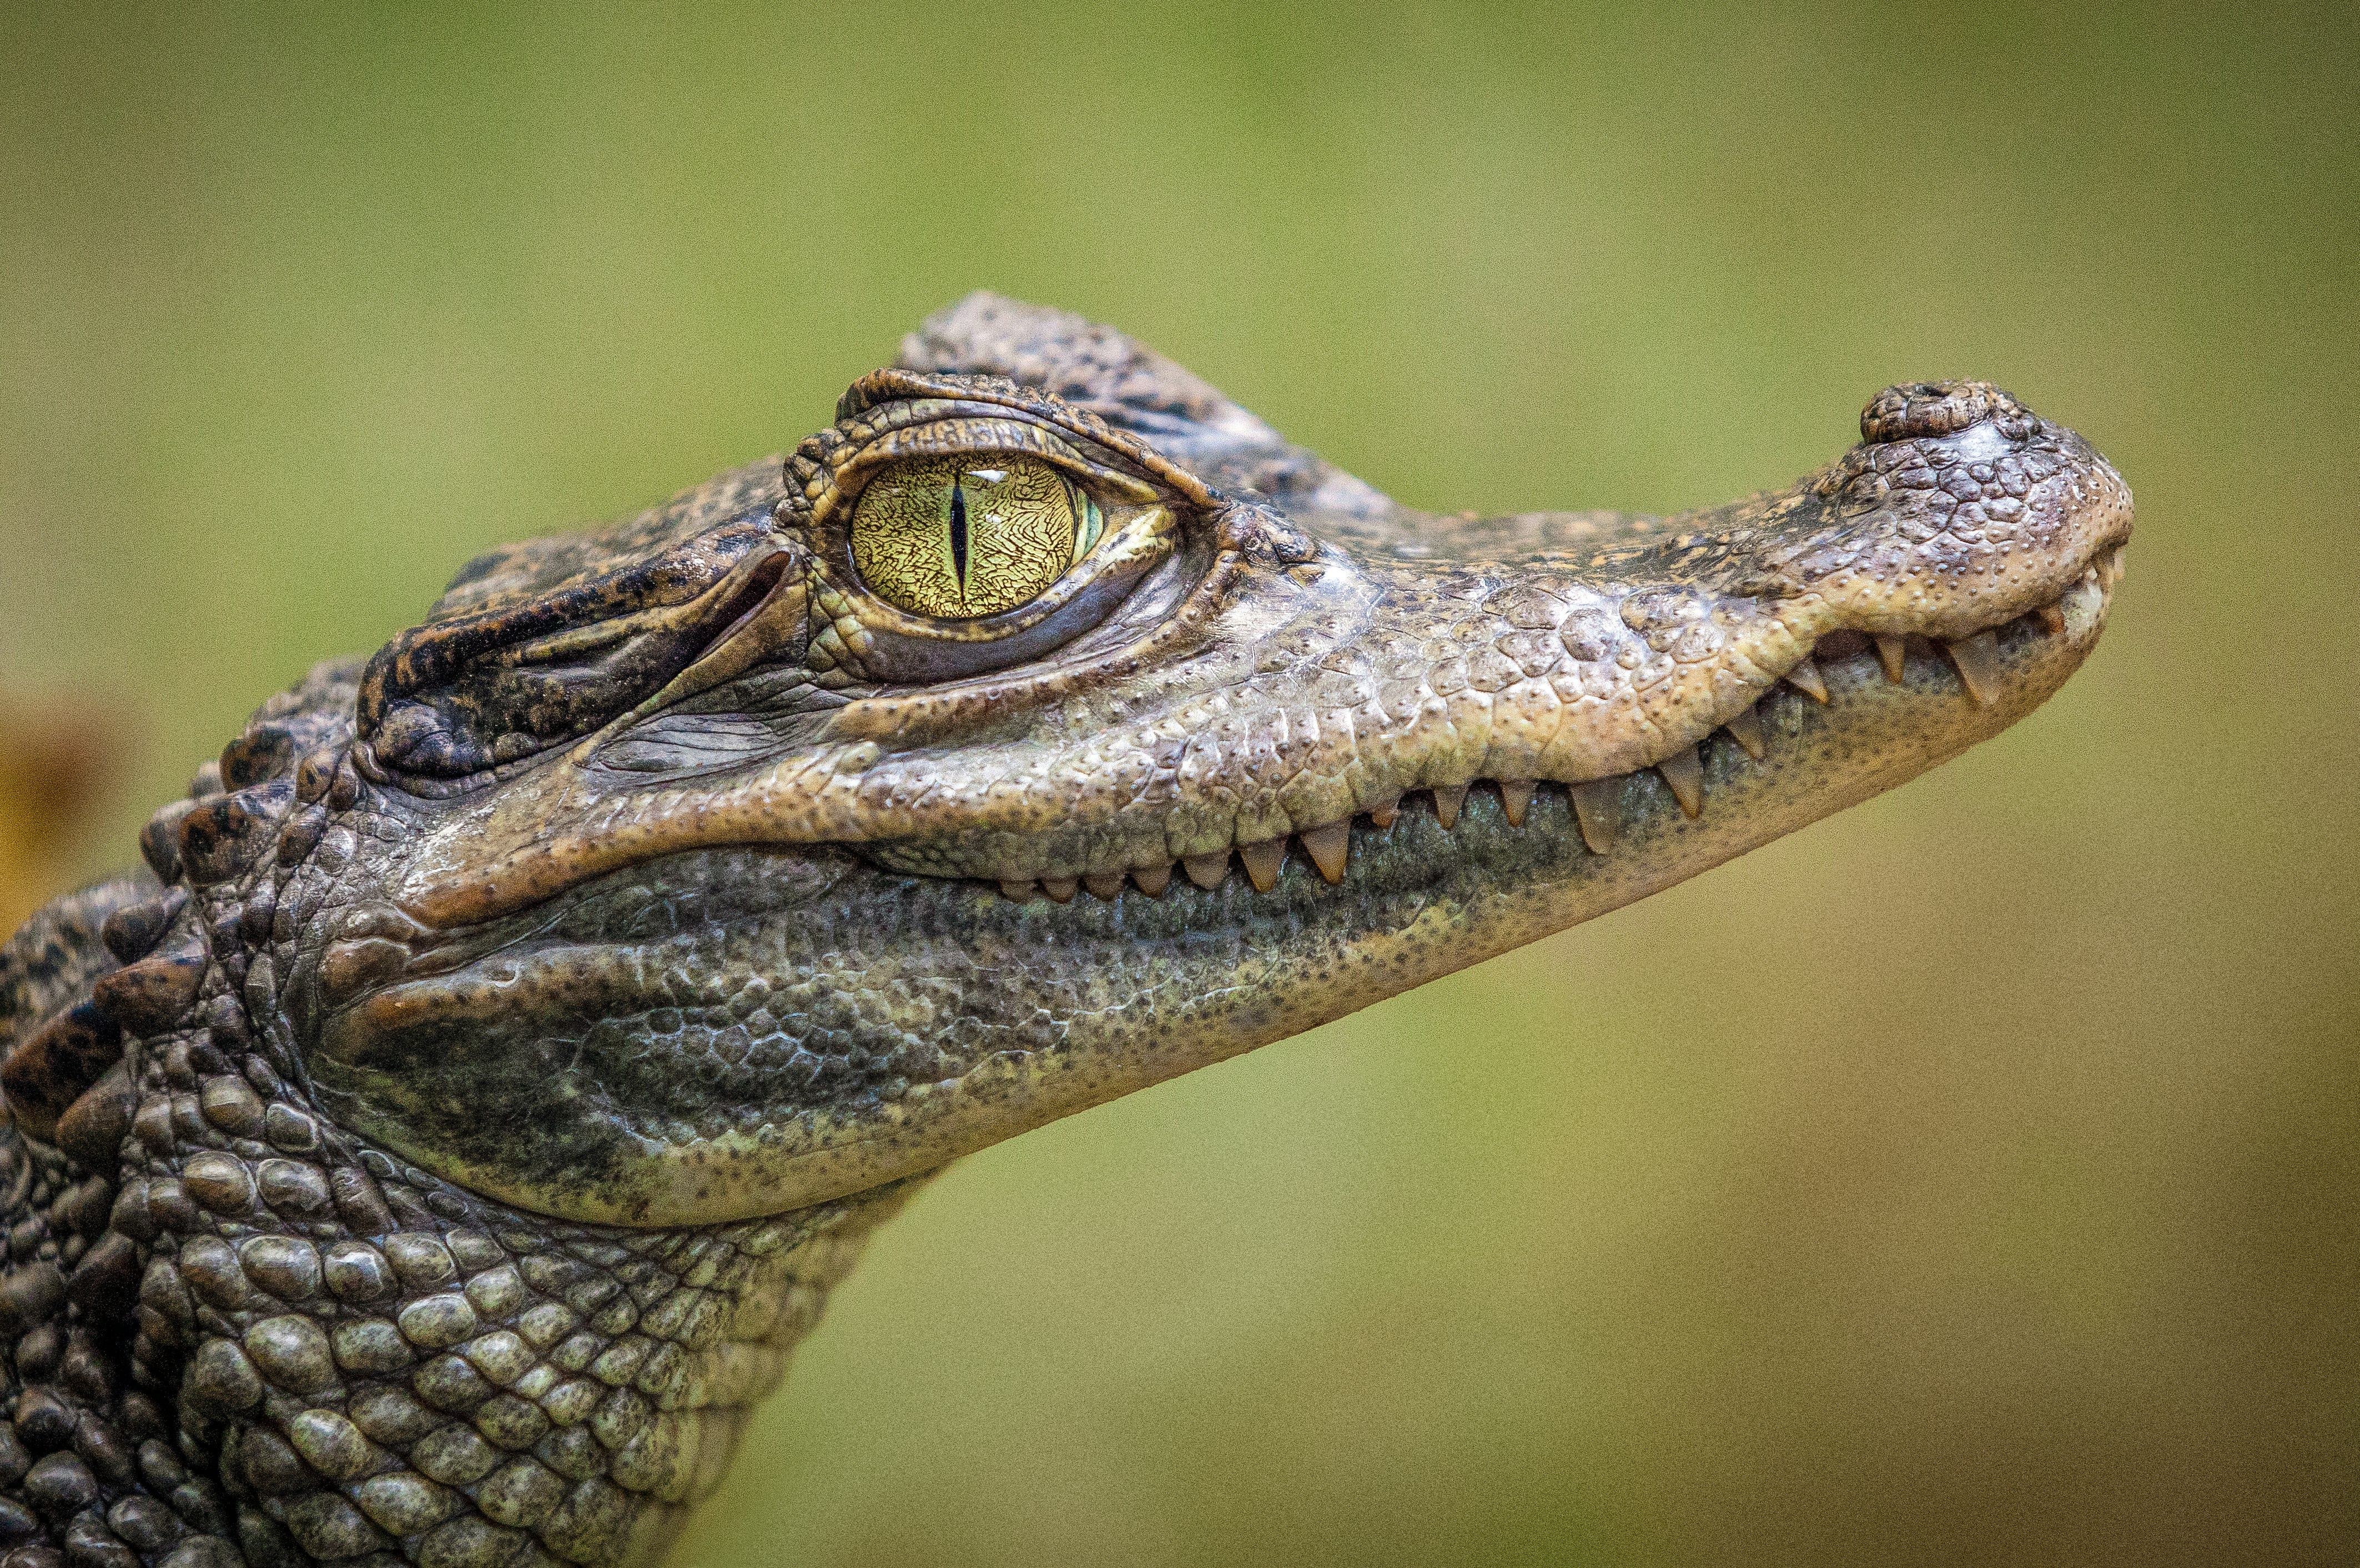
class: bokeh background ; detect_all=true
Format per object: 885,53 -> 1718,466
5,4 -> 2354,1562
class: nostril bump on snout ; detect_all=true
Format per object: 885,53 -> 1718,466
1861,381 -> 2040,445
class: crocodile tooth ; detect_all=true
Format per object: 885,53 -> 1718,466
1239,839 -> 1285,893
999,880 -> 1039,903
1874,634 -> 1908,683
1655,749 -> 1703,818
1432,785 -> 1467,829
1083,871 -> 1127,901
1368,796 -> 1399,829
1569,779 -> 1620,854
1944,629 -> 2005,707
1183,852 -> 1230,890
2037,603 -> 2067,635
1299,823 -> 1350,884
1723,705 -> 1767,761
1784,656 -> 1829,704
1498,780 -> 1535,828
1039,877 -> 1079,904
1130,862 -> 1173,898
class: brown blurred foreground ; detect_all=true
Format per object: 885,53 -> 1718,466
0,698 -> 126,936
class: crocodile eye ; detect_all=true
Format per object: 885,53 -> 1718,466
850,456 -> 1104,618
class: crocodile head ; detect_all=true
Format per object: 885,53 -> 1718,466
0,296 -> 2127,1568
294,295 -> 2131,1227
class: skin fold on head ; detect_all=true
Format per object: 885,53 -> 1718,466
0,295 -> 2128,1568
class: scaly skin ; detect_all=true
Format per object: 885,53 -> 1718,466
0,296 -> 2129,1568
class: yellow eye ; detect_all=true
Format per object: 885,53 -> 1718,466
849,456 -> 1105,618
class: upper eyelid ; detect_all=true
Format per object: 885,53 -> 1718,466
815,416 -> 1163,523
798,373 -> 1228,530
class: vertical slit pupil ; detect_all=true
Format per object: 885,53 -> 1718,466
949,475 -> 969,589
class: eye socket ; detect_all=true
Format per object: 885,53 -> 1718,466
849,455 -> 1105,618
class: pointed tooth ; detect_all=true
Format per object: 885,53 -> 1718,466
1723,705 -> 1767,761
999,880 -> 1039,903
2037,603 -> 2066,635
1300,823 -> 1350,884
1784,656 -> 1829,703
1874,633 -> 1907,683
1083,871 -> 1127,901
1238,839 -> 1284,893
1655,748 -> 1703,818
1431,784 -> 1467,829
1130,861 -> 1172,898
1569,778 -> 1621,854
1498,779 -> 1535,828
1944,629 -> 2005,707
1367,796 -> 1398,829
1183,851 -> 1231,890
1039,876 -> 1079,904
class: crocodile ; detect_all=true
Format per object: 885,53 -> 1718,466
0,294 -> 2130,1568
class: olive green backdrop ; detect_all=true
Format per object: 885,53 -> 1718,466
4,3 -> 2354,1563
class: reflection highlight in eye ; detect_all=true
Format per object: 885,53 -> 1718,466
850,456 -> 1105,618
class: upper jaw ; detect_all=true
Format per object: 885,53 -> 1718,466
384,381 -> 2128,929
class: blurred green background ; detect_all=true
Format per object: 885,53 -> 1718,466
4,3 -> 2354,1563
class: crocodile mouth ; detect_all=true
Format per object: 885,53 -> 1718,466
383,375 -> 2130,939
985,544 -> 2124,905
383,540 -> 2124,936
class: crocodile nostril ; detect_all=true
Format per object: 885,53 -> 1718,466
1861,380 -> 2038,445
